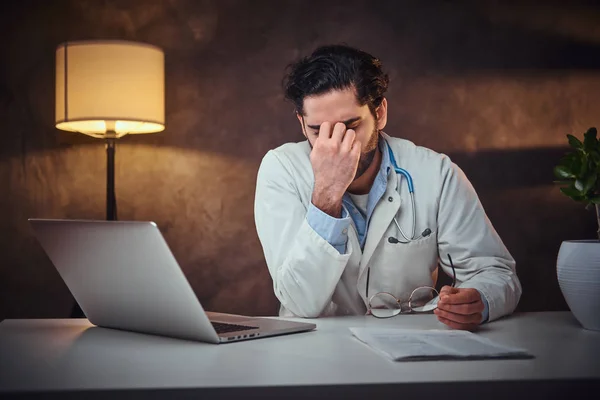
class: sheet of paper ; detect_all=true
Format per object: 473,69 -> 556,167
349,327 -> 533,361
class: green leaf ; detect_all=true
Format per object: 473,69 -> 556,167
571,156 -> 583,176
557,129 -> 600,204
561,186 -> 583,199
568,134 -> 584,150
560,152 -> 577,163
554,165 -> 575,179
579,154 -> 589,178
584,127 -> 598,152
583,174 -> 597,194
559,152 -> 578,170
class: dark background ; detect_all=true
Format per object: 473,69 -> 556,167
1,0 -> 598,321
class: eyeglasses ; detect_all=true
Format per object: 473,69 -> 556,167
367,254 -> 457,318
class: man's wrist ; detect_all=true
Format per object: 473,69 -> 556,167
312,185 -> 344,218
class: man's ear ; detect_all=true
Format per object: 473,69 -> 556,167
376,98 -> 388,131
296,113 -> 307,138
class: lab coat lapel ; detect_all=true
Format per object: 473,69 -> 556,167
358,170 -> 401,280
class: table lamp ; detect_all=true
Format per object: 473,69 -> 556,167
55,40 -> 165,221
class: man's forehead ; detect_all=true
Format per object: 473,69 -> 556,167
302,89 -> 368,124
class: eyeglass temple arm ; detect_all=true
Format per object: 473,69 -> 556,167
447,254 -> 457,287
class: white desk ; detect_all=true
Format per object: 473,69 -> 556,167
0,312 -> 599,399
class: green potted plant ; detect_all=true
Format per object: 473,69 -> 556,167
553,127 -> 600,331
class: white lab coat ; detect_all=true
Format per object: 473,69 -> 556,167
254,133 -> 521,321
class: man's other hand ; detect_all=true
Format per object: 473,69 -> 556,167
434,286 -> 484,331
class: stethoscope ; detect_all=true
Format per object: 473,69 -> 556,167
385,139 -> 432,244
365,140 -> 433,299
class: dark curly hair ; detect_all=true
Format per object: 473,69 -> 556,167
283,44 -> 389,117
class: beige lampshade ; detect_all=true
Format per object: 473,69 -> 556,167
55,40 -> 165,138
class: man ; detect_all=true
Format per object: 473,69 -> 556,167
254,44 -> 521,330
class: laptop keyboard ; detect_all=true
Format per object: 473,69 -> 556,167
211,321 -> 259,334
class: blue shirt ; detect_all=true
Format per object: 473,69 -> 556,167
305,138 -> 489,322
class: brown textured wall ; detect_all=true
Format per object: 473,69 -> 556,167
1,0 -> 599,320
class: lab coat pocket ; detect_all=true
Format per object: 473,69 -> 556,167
371,231 -> 439,297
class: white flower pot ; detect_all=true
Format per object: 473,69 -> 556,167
557,240 -> 600,331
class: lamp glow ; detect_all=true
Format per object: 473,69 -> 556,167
55,40 -> 165,138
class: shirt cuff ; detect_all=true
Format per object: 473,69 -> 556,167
477,289 -> 490,323
306,203 -> 351,254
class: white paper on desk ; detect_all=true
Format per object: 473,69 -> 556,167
349,328 -> 533,361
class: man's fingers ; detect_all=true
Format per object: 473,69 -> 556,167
317,121 -> 333,140
330,122 -> 347,143
350,139 -> 361,160
439,285 -> 458,295
437,301 -> 483,315
436,315 -> 478,332
341,129 -> 356,152
434,308 -> 481,325
439,288 -> 481,305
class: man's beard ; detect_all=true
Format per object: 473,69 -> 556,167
353,128 -> 380,180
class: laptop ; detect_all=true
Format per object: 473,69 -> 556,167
28,218 -> 316,344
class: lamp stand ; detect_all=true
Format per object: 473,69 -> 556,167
106,136 -> 117,221
70,134 -> 119,318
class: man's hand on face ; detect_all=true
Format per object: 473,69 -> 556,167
434,286 -> 485,331
310,122 -> 361,218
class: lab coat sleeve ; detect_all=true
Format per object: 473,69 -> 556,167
306,203 -> 352,254
436,157 -> 522,322
476,289 -> 490,323
254,150 -> 352,318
